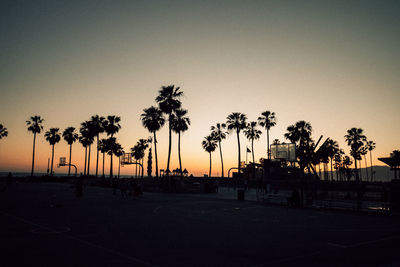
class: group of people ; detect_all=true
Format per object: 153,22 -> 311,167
112,178 -> 143,199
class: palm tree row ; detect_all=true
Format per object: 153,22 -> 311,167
141,85 -> 190,178
25,115 -> 122,177
202,110 -> 275,177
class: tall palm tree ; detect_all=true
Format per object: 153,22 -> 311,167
141,106 -> 165,178
210,123 -> 227,177
202,135 -> 217,177
366,140 -> 376,181
344,128 -> 366,183
244,121 -> 262,164
171,108 -> 190,174
325,138 -> 339,181
284,121 -> 313,171
98,138 -> 108,177
115,146 -> 124,179
226,112 -> 247,174
44,128 -> 61,176
105,137 -> 122,178
62,127 -> 78,176
0,124 -> 8,140
360,145 -> 369,181
103,115 -> 121,178
89,115 -> 105,178
258,110 -> 276,159
26,116 -> 44,176
79,134 -> 92,175
155,85 -> 183,174
80,121 -> 95,176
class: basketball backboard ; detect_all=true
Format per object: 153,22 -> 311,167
270,143 -> 296,162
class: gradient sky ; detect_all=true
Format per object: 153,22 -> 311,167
1,0 -> 399,176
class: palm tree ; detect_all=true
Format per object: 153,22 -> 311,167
26,116 -> 44,176
98,138 -> 108,177
243,121 -> 262,164
366,140 -> 376,181
0,124 -> 8,140
210,123 -> 227,177
258,111 -> 276,159
344,128 -> 366,183
202,135 -> 217,177
226,112 -> 247,174
103,115 -> 121,178
155,85 -> 183,174
360,145 -> 369,181
62,127 -> 78,176
141,106 -> 165,178
80,121 -> 95,176
89,115 -> 105,178
171,108 -> 190,175
79,134 -> 92,175
115,146 -> 124,179
284,121 -> 313,171
44,128 -> 61,176
105,137 -> 122,178
325,138 -> 339,181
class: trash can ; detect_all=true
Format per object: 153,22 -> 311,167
237,189 -> 245,201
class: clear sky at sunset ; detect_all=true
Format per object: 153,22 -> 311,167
1,0 -> 399,176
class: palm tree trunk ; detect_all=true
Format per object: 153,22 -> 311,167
354,158 -> 359,182
102,152 -> 105,177
209,152 -> 212,178
110,153 -> 113,179
267,129 -> 270,159
84,147 -> 87,175
167,118 -> 172,174
31,133 -> 36,177
96,135 -> 99,178
359,160 -> 362,181
178,132 -> 182,175
251,139 -> 255,163
237,130 -> 241,175
364,155 -> 369,181
50,144 -> 55,176
118,156 -> 121,178
330,158 -> 333,181
154,131 -> 159,178
68,144 -> 72,176
135,160 -> 138,178
87,144 -> 91,176
219,140 -> 224,178
370,151 -> 373,182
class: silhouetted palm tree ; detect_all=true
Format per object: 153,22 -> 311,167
366,140 -> 376,181
360,144 -> 369,181
105,137 -> 121,178
141,106 -> 165,178
62,127 -> 78,176
89,115 -> 105,178
44,128 -> 61,176
80,121 -> 95,176
0,124 -> 8,140
284,121 -> 313,171
115,146 -> 124,178
171,108 -> 190,174
258,111 -> 276,159
155,85 -> 183,174
26,116 -> 44,176
103,115 -> 121,178
325,138 -> 339,181
210,123 -> 227,177
244,121 -> 262,163
79,133 -> 93,175
226,112 -> 247,174
202,135 -> 217,177
344,128 -> 366,182
98,138 -> 108,177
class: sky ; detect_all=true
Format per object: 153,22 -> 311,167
0,0 -> 399,176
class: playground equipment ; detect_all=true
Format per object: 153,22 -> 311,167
57,157 -> 77,176
120,153 -> 144,178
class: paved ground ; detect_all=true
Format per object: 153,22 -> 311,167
1,182 -> 399,266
